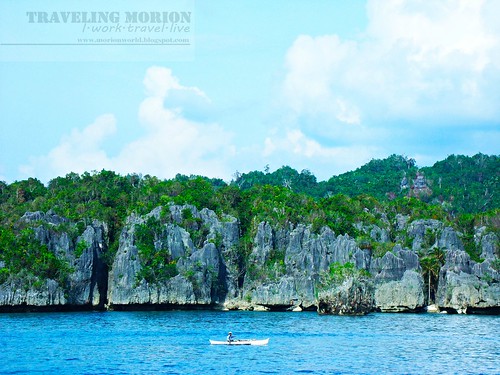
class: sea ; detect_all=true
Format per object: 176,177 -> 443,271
0,310 -> 498,374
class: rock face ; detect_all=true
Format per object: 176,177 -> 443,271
369,246 -> 424,312
0,278 -> 67,309
239,224 -> 371,311
68,222 -> 108,307
0,211 -> 108,311
1,209 -> 498,314
317,277 -> 374,315
436,248 -> 500,314
240,223 -> 427,315
370,246 -> 421,282
476,228 -> 498,261
406,220 -> 500,314
374,270 -> 425,312
107,205 -> 239,309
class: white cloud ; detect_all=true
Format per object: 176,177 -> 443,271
366,0 -> 499,117
283,34 -> 360,125
20,114 -> 116,181
261,128 -> 380,179
116,66 -> 233,178
282,0 -> 500,124
266,0 -> 500,173
22,67 -> 234,182
143,66 -> 209,103
17,3 -> 500,184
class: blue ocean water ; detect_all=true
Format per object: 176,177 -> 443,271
0,310 -> 498,374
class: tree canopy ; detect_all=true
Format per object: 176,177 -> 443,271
0,154 -> 498,284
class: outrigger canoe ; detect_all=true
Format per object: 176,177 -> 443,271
209,338 -> 269,346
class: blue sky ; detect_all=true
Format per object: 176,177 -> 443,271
1,0 -> 499,183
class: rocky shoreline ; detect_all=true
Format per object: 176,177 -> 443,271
1,206 -> 498,315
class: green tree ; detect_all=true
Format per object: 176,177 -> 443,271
0,227 -> 72,286
419,247 -> 446,304
134,216 -> 178,285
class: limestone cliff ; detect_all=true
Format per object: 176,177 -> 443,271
107,205 -> 239,309
0,211 -> 107,311
0,208 -> 498,315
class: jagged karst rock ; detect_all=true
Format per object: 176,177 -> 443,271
285,225 -> 333,275
369,244 -> 424,312
438,227 -> 464,251
107,239 -> 146,305
436,270 -> 499,314
0,211 -> 108,310
408,219 -> 465,253
107,205 -> 238,308
248,277 -> 302,308
1,207 -> 498,314
370,246 -> 420,282
22,210 -> 69,226
317,277 -> 374,315
369,225 -> 390,243
476,228 -> 498,261
218,218 -> 242,301
375,270 -> 425,312
394,214 -> 409,231
0,278 -> 67,308
241,223 -> 371,310
250,221 -> 275,265
408,219 -> 443,251
436,248 -> 500,313
68,222 -> 108,307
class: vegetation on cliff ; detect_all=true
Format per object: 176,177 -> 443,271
0,154 -> 498,287
235,153 -> 499,215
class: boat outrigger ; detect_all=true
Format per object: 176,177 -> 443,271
209,338 -> 269,346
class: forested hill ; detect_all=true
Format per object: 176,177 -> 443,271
0,153 -> 498,312
234,153 -> 499,215
0,153 -> 497,255
1,155 -> 498,223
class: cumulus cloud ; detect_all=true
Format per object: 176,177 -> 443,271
115,67 -> 233,178
20,114 -> 116,181
262,128 -> 380,179
283,34 -> 360,125
284,0 -> 500,123
22,67 -> 234,182
267,0 -> 500,173
366,0 -> 499,118
18,2 -> 500,183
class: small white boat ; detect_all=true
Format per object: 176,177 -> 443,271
209,338 -> 269,346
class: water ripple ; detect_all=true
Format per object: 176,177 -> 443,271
0,311 -> 498,374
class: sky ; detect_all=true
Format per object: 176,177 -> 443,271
0,0 -> 499,184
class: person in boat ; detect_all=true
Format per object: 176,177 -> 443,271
227,332 -> 234,343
